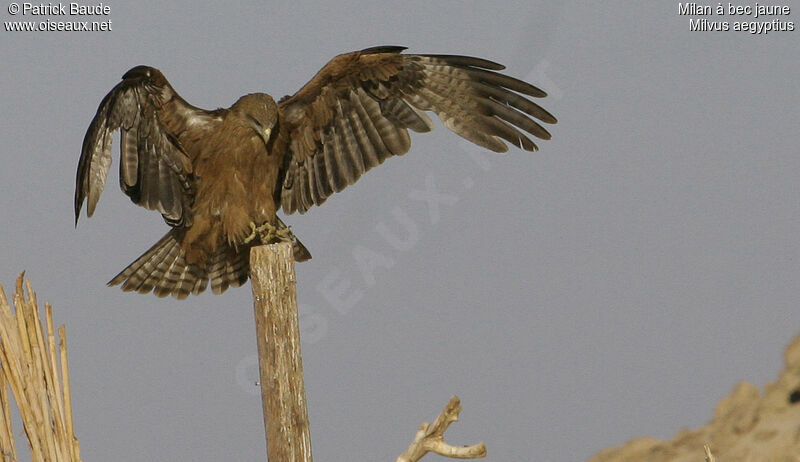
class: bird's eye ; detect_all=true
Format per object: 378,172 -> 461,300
247,115 -> 262,128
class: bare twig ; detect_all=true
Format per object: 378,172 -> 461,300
396,396 -> 487,462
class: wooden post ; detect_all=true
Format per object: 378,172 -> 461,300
249,242 -> 313,462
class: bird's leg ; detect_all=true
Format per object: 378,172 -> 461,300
243,221 -> 295,244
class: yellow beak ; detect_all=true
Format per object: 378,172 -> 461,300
259,127 -> 272,146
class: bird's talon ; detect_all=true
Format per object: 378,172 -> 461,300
242,221 -> 293,244
242,222 -> 259,244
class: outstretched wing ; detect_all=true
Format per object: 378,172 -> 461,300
277,46 -> 558,214
75,66 -> 218,226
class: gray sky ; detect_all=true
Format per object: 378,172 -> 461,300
1,1 -> 798,461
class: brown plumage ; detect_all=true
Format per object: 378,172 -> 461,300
75,46 -> 557,298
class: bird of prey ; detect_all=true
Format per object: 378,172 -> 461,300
75,46 -> 557,299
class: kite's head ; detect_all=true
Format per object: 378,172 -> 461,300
233,93 -> 278,146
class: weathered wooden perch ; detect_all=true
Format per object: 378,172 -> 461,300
250,242 -> 313,462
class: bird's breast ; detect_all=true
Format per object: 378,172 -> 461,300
187,131 -> 281,245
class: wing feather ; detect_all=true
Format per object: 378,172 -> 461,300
335,101 -> 366,177
322,131 -> 345,192
329,125 -> 354,186
305,155 -> 320,206
380,98 -> 434,133
277,46 -> 557,214
75,66 -> 218,226
350,89 -> 390,167
298,162 -> 313,211
119,125 -> 139,189
312,151 -> 332,199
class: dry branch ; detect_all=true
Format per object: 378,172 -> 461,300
0,274 -> 81,462
703,445 -> 714,462
396,396 -> 486,462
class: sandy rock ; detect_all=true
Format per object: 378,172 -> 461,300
589,333 -> 800,462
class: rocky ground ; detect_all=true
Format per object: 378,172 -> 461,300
590,333 -> 800,462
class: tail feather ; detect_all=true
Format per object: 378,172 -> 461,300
206,251 -> 227,293
151,247 -> 185,297
208,248 -> 249,294
117,242 -> 171,290
109,230 -> 211,299
109,222 -> 313,298
276,217 -> 312,262
110,231 -> 181,293
152,251 -> 191,298
291,238 -> 312,262
188,266 -> 209,298
136,242 -> 181,294
162,247 -> 208,299
169,261 -> 205,299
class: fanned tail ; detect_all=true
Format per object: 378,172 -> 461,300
108,229 -> 243,299
108,230 -> 211,299
109,224 -> 311,299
